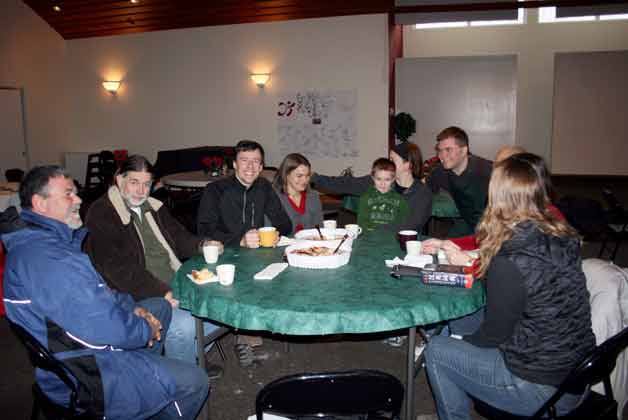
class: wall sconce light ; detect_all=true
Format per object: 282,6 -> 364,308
250,73 -> 270,88
102,80 -> 121,95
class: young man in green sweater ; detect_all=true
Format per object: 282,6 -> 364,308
357,158 -> 409,231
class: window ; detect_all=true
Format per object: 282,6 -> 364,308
414,7 -> 525,29
538,7 -> 628,23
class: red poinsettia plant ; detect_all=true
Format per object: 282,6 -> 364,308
421,156 -> 441,181
201,156 -> 224,174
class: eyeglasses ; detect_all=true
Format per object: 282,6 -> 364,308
436,145 -> 461,155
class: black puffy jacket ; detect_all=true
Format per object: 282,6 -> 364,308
498,221 -> 596,385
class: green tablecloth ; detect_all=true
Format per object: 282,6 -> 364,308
171,233 -> 484,336
342,191 -> 460,218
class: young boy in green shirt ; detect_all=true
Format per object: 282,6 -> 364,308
357,158 -> 409,231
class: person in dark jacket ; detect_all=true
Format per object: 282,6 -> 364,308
197,140 -> 291,248
197,140 -> 291,366
427,126 -> 492,236
311,142 -> 433,234
84,155 -> 224,377
2,166 -> 208,420
419,156 -> 596,420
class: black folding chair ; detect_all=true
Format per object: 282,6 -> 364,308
256,369 -> 404,420
474,326 -> 628,420
8,320 -> 100,420
599,188 -> 628,263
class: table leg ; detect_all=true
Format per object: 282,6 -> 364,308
195,317 -> 206,371
405,326 -> 416,420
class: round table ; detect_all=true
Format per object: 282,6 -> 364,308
0,183 -> 20,212
162,169 -> 277,189
171,232 -> 485,419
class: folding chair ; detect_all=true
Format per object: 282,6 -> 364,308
8,320 -> 101,420
256,369 -> 404,420
474,326 -> 628,420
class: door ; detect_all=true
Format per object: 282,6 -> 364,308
0,88 -> 28,182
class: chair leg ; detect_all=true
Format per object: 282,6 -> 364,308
215,339 -> 226,362
30,400 -> 39,420
610,239 -> 621,263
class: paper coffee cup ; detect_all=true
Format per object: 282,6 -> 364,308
323,220 -> 337,230
217,264 -> 235,286
406,240 -> 422,257
259,227 -> 278,247
345,224 -> 362,237
397,230 -> 418,251
203,244 -> 220,264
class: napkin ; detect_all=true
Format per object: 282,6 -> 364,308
276,236 -> 295,247
385,254 -> 433,268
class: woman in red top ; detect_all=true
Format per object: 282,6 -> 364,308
273,153 -> 323,235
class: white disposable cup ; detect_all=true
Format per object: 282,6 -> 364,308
216,264 -> 235,286
406,240 -> 422,257
323,220 -> 337,230
203,244 -> 220,264
345,224 -> 362,238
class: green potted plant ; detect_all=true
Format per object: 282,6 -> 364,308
393,112 -> 416,143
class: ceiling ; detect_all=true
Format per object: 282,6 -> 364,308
23,0 -> 393,40
23,0 -> 622,40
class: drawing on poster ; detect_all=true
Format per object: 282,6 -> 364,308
277,90 -> 358,158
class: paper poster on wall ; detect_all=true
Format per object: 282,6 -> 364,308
277,90 -> 358,158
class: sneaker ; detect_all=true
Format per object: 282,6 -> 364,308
415,342 -> 426,362
204,363 -> 223,380
382,336 -> 407,347
234,344 -> 269,368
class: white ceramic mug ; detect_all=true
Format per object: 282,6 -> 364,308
323,220 -> 337,230
345,224 -> 362,238
202,244 -> 220,264
216,264 -> 235,286
406,240 -> 422,257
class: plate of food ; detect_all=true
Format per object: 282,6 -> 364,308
187,268 -> 218,285
285,243 -> 352,269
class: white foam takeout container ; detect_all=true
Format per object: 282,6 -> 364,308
285,242 -> 352,269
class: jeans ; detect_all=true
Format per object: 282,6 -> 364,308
424,335 -> 583,420
166,306 -> 221,364
138,299 -> 209,420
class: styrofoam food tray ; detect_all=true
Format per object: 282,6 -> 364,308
285,243 -> 352,269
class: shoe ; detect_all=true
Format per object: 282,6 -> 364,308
416,414 -> 438,420
204,363 -> 223,380
415,342 -> 426,362
234,344 -> 270,368
382,336 -> 407,347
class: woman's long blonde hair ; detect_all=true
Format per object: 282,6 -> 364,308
475,154 -> 578,277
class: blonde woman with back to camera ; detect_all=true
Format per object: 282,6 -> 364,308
418,155 -> 596,420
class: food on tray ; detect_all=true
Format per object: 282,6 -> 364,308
302,234 -> 345,241
290,246 -> 335,256
191,268 -> 214,282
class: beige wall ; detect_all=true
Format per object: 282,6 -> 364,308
403,10 -> 628,164
64,14 -> 389,175
0,0 -> 68,167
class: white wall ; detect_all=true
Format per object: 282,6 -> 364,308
403,10 -> 628,164
64,14 -> 390,175
0,0 -> 68,167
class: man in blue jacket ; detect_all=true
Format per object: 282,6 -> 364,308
1,166 -> 208,420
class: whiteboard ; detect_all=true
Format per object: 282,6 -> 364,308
277,90 -> 358,159
396,55 -> 517,161
0,88 -> 27,181
552,51 -> 628,176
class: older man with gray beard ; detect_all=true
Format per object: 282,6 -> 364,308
85,155 -> 224,379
